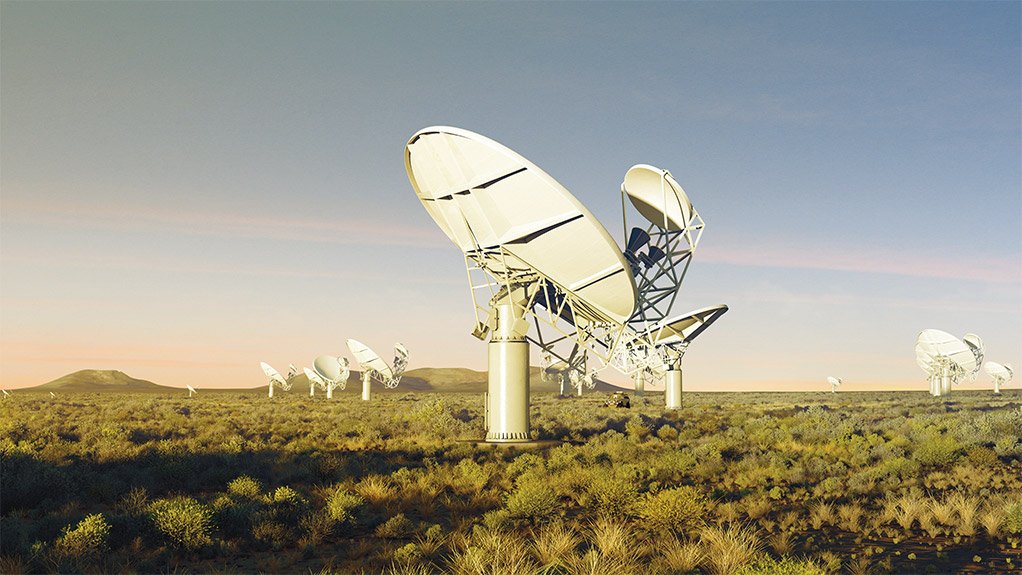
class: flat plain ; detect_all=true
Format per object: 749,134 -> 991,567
1,389 -> 1020,574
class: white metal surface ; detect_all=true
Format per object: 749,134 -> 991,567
346,339 -> 394,380
622,164 -> 694,231
648,304 -> 729,345
406,126 -> 637,325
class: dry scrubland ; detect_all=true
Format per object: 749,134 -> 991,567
1,390 -> 1021,574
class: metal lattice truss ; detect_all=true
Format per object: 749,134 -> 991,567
926,356 -> 969,394
462,246 -> 666,382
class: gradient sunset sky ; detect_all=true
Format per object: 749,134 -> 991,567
2,2 -> 1019,391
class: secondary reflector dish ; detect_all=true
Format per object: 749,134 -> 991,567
648,304 -> 729,345
405,126 -> 637,324
622,164 -> 695,232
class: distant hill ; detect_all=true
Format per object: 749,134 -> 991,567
34,370 -> 168,392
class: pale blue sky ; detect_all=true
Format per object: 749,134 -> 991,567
2,1 -> 1019,390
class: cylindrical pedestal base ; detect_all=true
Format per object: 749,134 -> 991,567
634,371 -> 645,397
362,375 -> 371,401
665,369 -> 683,409
994,381 -> 1001,394
486,339 -> 530,442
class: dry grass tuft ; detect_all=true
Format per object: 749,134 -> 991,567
699,523 -> 761,575
531,522 -> 580,567
658,537 -> 704,574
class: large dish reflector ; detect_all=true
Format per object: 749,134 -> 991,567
622,164 -> 694,232
648,304 -> 729,345
314,355 -> 344,382
915,329 -> 976,373
260,362 -> 287,386
406,126 -> 637,324
827,376 -> 841,386
984,362 -> 1013,380
346,339 -> 394,379
303,367 -> 325,386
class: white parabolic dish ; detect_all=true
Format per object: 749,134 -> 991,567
827,376 -> 841,386
303,367 -> 325,386
648,304 -> 729,345
984,362 -> 1013,380
915,329 -> 977,373
314,355 -> 344,382
260,362 -> 287,386
405,126 -> 637,325
346,339 -> 394,379
622,164 -> 694,232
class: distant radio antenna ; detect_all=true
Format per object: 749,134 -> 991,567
827,376 -> 842,394
983,362 -> 1013,395
915,329 -> 977,398
303,367 -> 326,398
962,333 -> 985,381
346,339 -> 407,401
313,355 -> 349,399
186,385 -> 198,398
50,392 -> 56,399
1,389 -> 9,398
260,362 -> 296,398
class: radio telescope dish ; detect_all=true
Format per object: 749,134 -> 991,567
407,126 -> 727,437
622,164 -> 695,232
303,367 -> 325,392
346,339 -> 406,401
406,126 -> 637,325
916,329 -> 975,397
50,392 -> 56,398
827,376 -> 842,393
1,389 -> 9,398
186,384 -> 198,398
313,355 -> 349,399
984,362 -> 1013,394
260,361 -> 295,398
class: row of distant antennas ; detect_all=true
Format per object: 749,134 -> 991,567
915,330 -> 1012,396
542,349 -> 594,396
259,340 -> 407,401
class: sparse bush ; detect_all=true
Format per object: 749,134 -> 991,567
148,496 -> 214,549
586,475 -> 638,517
913,434 -> 961,467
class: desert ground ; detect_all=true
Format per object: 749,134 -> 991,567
2,388 -> 1020,574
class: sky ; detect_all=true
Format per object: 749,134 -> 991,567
1,1 -> 1019,392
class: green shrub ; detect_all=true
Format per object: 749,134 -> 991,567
52,513 -> 110,560
227,475 -> 262,500
1005,501 -> 1022,534
913,435 -> 961,467
505,479 -> 560,523
736,553 -> 827,575
326,487 -> 364,524
271,485 -> 305,507
148,496 -> 214,549
587,475 -> 638,517
638,486 -> 706,532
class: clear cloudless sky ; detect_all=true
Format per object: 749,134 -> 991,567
2,1 -> 1019,391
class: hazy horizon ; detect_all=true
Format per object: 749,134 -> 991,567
2,2 -> 1019,392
